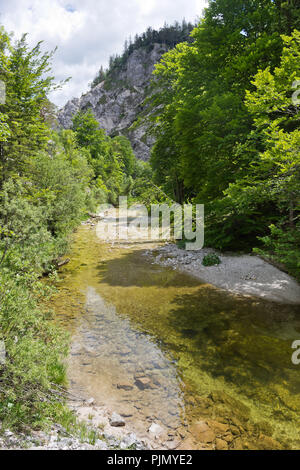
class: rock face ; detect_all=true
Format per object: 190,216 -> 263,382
58,43 -> 169,161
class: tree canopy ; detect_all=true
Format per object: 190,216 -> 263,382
149,0 -> 300,274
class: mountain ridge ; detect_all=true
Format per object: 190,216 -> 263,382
58,21 -> 195,160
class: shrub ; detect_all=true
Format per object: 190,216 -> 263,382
202,253 -> 221,266
254,224 -> 300,281
0,271 -> 68,430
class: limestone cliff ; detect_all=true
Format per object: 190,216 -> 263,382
58,43 -> 169,161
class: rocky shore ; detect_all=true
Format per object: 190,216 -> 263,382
145,244 -> 300,304
0,402 -> 150,450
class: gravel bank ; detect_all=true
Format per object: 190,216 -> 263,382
145,244 -> 300,304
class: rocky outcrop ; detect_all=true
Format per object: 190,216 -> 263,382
58,43 -> 169,160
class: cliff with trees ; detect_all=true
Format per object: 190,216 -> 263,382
58,21 -> 195,160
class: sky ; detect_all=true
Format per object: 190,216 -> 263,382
0,0 -> 207,108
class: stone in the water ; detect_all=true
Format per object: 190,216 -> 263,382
233,437 -> 244,450
223,433 -> 234,443
230,425 -> 240,436
190,420 -> 209,434
190,421 -> 215,443
119,347 -> 131,356
120,406 -> 134,418
199,429 -> 215,443
166,439 -> 181,450
208,420 -> 229,435
86,397 -> 95,405
215,438 -> 228,450
177,437 -> 197,450
110,412 -> 125,427
135,377 -> 152,390
117,382 -> 134,391
257,434 -> 282,450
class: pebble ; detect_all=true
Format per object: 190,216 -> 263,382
215,438 -> 228,450
109,412 -> 126,427
117,382 -> 134,391
86,398 -> 95,405
135,377 -> 152,390
148,423 -> 164,436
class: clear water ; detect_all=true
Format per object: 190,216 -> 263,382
49,226 -> 300,449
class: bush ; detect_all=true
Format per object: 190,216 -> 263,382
254,224 -> 300,281
202,253 -> 221,266
0,271 -> 68,430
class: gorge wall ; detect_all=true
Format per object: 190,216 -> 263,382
58,43 -> 169,161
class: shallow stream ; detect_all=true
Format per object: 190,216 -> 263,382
49,225 -> 300,449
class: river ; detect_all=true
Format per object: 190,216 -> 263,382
49,223 -> 300,450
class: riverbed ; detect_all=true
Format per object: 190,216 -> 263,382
49,223 -> 300,450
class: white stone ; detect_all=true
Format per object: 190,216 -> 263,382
148,423 -> 163,436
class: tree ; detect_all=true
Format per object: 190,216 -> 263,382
0,34 -> 60,185
225,31 -> 300,274
91,21 -> 196,88
152,0 -> 294,202
111,135 -> 136,176
227,29 -> 300,224
72,110 -> 137,204
0,28 -> 11,143
148,0 -> 300,269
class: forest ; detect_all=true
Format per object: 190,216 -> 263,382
149,0 -> 300,278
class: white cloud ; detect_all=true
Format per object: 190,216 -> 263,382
0,0 -> 207,107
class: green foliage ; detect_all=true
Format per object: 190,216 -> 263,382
0,30 -> 102,431
111,135 -> 136,176
0,28 -> 10,142
176,239 -> 186,250
150,0 -> 290,203
91,65 -> 107,88
0,33 -> 64,183
130,159 -> 170,206
0,23 -> 144,434
149,1 -> 300,277
72,110 -> 140,205
0,142 -> 95,427
29,148 -> 93,237
254,224 -> 300,280
202,254 -> 221,267
222,31 -> 300,255
0,271 -> 68,429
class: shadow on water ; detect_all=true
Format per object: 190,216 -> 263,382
95,249 -> 201,288
166,290 -> 300,402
